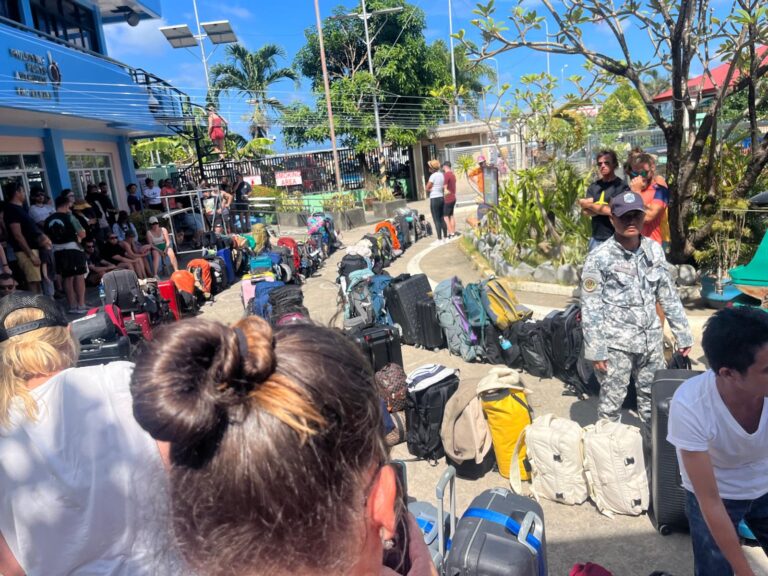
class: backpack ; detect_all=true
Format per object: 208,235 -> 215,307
248,280 -> 286,320
477,367 -> 533,481
202,231 -> 222,250
374,220 -> 401,251
481,277 -> 533,329
170,270 -> 201,312
582,420 -> 649,517
361,234 -> 385,274
307,216 -> 325,235
433,277 -> 484,363
369,274 -> 393,326
440,374 -> 494,466
277,237 -> 301,273
510,414 -> 589,505
101,269 -> 145,313
544,304 -> 589,395
249,253 -> 273,275
462,282 -> 489,329
44,212 -> 77,245
250,223 -> 269,253
404,364 -> 460,462
338,254 -> 370,287
268,285 -> 308,325
343,268 -> 375,329
375,363 -> 408,412
207,257 -> 227,293
186,258 -> 213,297
510,320 -> 554,378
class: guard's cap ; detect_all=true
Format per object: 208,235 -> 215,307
610,192 -> 646,217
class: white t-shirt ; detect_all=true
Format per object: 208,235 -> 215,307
0,362 -> 179,575
667,370 -> 768,499
143,186 -> 162,207
428,172 -> 445,199
28,204 -> 54,225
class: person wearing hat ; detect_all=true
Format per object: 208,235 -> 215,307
426,159 -> 447,243
27,187 -> 54,226
142,177 -> 163,211
0,293 -> 177,575
146,215 -> 178,277
580,191 -> 693,429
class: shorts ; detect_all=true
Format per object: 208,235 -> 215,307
54,249 -> 88,278
443,201 -> 456,217
17,250 -> 42,283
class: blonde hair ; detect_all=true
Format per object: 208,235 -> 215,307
0,307 -> 79,428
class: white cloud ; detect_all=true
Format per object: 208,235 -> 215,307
219,5 -> 253,20
104,18 -> 171,58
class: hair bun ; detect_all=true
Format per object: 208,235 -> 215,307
231,317 -> 276,391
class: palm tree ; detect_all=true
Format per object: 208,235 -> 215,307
210,43 -> 297,139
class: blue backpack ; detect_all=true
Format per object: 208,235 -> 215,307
343,268 -> 374,329
249,281 -> 286,320
462,282 -> 489,329
370,274 -> 393,326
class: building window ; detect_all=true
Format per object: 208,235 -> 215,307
30,0 -> 100,53
67,154 -> 116,205
0,0 -> 21,23
0,154 -> 48,201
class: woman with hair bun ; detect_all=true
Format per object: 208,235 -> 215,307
0,292 -> 178,576
131,316 -> 435,576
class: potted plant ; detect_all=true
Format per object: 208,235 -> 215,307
322,193 -> 367,231
371,186 -> 407,218
275,191 -> 309,227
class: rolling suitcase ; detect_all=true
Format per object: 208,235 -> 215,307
158,280 -> 181,321
416,297 -> 445,350
408,466 -> 456,572
124,312 -> 152,341
446,487 -> 548,576
384,274 -> 431,345
650,368 -> 703,535
217,248 -> 235,285
348,324 -> 403,371
77,336 -> 131,367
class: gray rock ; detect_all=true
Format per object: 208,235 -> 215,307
667,264 -> 679,284
498,262 -> 514,278
519,247 -> 533,260
533,262 -> 557,283
485,234 -> 497,247
556,263 -> 579,285
677,285 -> 700,301
509,262 -> 535,281
678,264 -> 697,286
477,240 -> 487,254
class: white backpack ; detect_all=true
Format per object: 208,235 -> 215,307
582,420 -> 649,517
510,414 -> 588,506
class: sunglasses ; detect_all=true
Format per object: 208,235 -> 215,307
109,236 -> 118,240
617,211 -> 645,223
596,160 -> 612,167
630,169 -> 650,179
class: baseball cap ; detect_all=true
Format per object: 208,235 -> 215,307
477,155 -> 486,163
0,292 -> 68,342
148,216 -> 159,224
610,192 -> 646,217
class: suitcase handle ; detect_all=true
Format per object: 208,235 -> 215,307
436,466 -> 456,563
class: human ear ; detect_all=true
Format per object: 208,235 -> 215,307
367,465 -> 398,540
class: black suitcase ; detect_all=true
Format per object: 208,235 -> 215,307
384,274 -> 431,345
348,324 -> 403,372
102,269 -> 145,313
446,450 -> 497,480
416,297 -> 445,350
77,335 -> 131,367
69,310 -> 118,343
446,488 -> 547,576
650,368 -> 703,535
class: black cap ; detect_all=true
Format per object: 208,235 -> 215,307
0,292 -> 68,342
610,192 -> 646,217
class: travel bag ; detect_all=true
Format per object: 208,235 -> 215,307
187,258 -> 214,297
124,312 -> 152,341
338,254 -> 369,287
347,323 -> 403,372
384,273 -> 431,345
511,320 -> 554,379
77,336 -> 131,367
70,309 -> 118,343
268,285 -> 308,325
415,297 -> 445,350
216,248 -> 235,284
650,369 -> 703,535
249,253 -> 274,275
343,268 -> 375,329
481,277 -> 532,330
445,487 -> 548,576
248,281 -> 286,320
405,364 -> 460,462
158,280 -> 181,321
277,237 -> 301,273
408,466 -> 456,572
101,269 -> 145,313
433,277 -> 484,362
583,420 -> 649,517
375,362 -> 408,412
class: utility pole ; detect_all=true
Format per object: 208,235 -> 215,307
315,0 -> 343,192
448,0 -> 458,123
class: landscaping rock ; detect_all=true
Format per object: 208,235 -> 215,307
519,247 -> 533,260
477,240 -> 487,254
498,262 -> 514,278
533,262 -> 557,283
556,264 -> 579,285
678,264 -> 698,286
677,285 -> 700,301
486,234 -> 497,248
508,262 -> 535,281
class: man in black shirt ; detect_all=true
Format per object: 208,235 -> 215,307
579,150 -> 630,251
2,181 -> 50,293
100,233 -> 147,278
232,172 -> 252,232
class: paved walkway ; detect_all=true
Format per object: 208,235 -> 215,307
198,201 -> 767,576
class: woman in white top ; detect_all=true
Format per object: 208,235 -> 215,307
426,159 -> 447,241
146,216 -> 179,277
0,293 -> 178,576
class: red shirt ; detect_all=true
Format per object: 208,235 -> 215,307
443,171 -> 457,204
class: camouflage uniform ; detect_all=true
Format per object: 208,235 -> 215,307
581,236 -> 693,423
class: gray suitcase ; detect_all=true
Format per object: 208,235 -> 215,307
445,488 -> 547,576
408,466 -> 456,573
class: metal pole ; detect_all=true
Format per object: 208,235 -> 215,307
448,0 -> 458,123
315,0 -> 344,192
361,0 -> 383,150
192,0 -> 211,91
543,20 -> 551,78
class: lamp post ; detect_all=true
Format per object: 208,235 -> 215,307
159,0 -> 237,92
543,20 -> 551,78
448,0 -> 458,122
560,64 -> 569,86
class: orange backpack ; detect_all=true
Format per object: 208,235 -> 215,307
374,220 -> 401,251
186,258 -> 213,296
170,270 -> 196,295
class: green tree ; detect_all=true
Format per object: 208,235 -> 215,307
131,137 -> 194,167
595,82 -> 650,132
462,0 -> 768,263
210,43 -> 298,139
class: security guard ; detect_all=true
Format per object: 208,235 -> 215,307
581,191 -> 693,425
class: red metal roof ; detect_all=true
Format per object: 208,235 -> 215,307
652,45 -> 768,103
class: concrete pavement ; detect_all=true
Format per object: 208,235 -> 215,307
198,199 -> 767,576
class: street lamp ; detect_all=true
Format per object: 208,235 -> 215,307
487,57 -> 501,94
543,20 -> 551,77
448,0 -> 458,122
159,0 -> 237,92
560,64 -> 569,86
333,0 -> 403,150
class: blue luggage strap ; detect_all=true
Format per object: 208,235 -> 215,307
462,507 -> 545,576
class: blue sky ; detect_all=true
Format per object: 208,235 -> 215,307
101,0 -> 672,150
